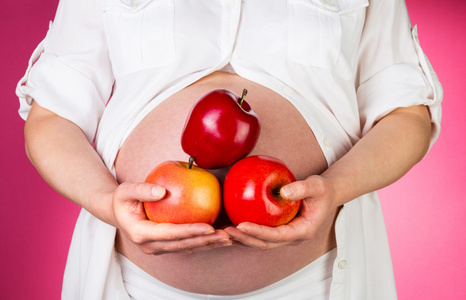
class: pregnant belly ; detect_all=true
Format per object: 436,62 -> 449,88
114,72 -> 335,295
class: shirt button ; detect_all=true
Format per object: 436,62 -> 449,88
321,0 -> 335,7
338,259 -> 347,270
323,138 -> 332,148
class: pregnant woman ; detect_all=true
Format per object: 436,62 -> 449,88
17,0 -> 442,299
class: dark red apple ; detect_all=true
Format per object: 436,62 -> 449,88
223,155 -> 301,227
181,89 -> 260,169
144,158 -> 222,224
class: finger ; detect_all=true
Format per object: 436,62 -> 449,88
225,213 -> 317,245
224,226 -> 293,250
224,227 -> 271,250
129,221 -> 221,245
171,239 -> 233,255
280,176 -> 325,201
116,182 -> 166,202
238,222 -> 307,244
140,230 -> 231,255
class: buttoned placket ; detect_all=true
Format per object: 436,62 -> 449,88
218,0 -> 242,68
329,204 -> 347,299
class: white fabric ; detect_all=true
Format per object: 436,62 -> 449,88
118,248 -> 337,300
15,0 -> 443,299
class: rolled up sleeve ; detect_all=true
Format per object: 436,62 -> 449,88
16,0 -> 114,143
356,0 -> 442,150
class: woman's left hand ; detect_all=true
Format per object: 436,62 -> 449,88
224,175 -> 340,250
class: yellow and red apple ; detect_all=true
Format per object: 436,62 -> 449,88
144,158 -> 221,225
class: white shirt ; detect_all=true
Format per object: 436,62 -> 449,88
16,0 -> 442,299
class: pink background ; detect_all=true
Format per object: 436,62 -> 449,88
1,0 -> 465,299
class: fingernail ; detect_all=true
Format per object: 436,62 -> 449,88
203,230 -> 216,235
236,226 -> 247,233
151,186 -> 165,198
281,186 -> 294,198
222,239 -> 232,246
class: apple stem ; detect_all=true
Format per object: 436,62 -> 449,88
240,89 -> 248,106
188,156 -> 194,169
188,157 -> 194,169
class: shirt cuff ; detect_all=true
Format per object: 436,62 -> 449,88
357,26 -> 442,152
16,52 -> 106,144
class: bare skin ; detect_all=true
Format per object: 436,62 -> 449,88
24,71 -> 432,296
114,72 -> 333,294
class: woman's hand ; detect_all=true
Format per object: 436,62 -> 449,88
224,105 -> 432,250
224,175 -> 339,250
112,182 -> 232,255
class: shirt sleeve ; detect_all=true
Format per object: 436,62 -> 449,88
356,0 -> 442,150
15,0 -> 114,144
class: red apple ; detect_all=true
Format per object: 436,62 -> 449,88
144,158 -> 221,224
181,89 -> 261,169
223,155 -> 301,227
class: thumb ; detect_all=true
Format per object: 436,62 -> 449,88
147,184 -> 167,201
117,182 -> 166,202
280,177 -> 324,201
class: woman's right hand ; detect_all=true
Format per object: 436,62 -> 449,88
111,182 -> 232,255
